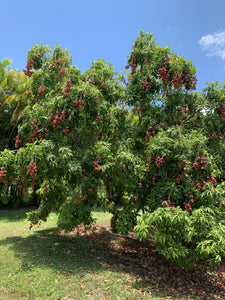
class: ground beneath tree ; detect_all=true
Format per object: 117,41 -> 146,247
60,224 -> 225,300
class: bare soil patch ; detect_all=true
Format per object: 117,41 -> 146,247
61,224 -> 225,300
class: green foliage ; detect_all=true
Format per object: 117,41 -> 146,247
0,31 -> 225,269
201,81 -> 225,179
57,196 -> 95,233
0,60 -> 29,150
135,202 -> 225,268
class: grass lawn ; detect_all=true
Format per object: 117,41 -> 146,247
0,209 -> 225,300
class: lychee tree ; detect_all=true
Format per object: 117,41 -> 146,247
16,44 -> 137,231
121,31 -> 225,268
1,32 -> 225,270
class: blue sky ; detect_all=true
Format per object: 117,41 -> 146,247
1,0 -> 225,91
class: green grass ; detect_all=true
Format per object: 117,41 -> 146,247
0,209 -> 224,300
0,209 -> 160,300
92,209 -> 112,226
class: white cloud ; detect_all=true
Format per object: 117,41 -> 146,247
199,31 -> 225,60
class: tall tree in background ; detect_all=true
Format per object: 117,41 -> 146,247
0,59 -> 29,150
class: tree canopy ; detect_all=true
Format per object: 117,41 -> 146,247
0,31 -> 224,268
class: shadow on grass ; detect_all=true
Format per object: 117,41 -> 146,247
0,209 -> 29,222
1,226 -> 225,300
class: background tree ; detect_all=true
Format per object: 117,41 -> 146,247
200,81 -> 225,180
0,59 -> 29,150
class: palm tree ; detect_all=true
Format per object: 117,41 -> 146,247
0,59 -> 29,149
